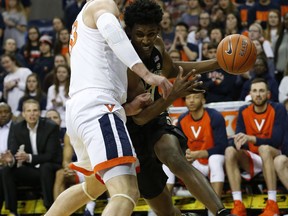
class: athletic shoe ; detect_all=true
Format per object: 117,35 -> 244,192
231,200 -> 247,216
259,200 -> 280,216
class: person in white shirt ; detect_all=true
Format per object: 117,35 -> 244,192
2,54 -> 32,116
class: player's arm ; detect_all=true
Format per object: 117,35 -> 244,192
92,2 -> 172,99
132,69 -> 201,125
160,44 -> 220,79
208,110 -> 228,156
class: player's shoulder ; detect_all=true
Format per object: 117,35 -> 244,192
269,101 -> 286,112
85,0 -> 118,16
205,107 -> 224,120
178,111 -> 190,123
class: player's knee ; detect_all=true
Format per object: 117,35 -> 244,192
274,155 -> 287,171
258,145 -> 271,159
225,146 -> 237,161
208,154 -> 224,167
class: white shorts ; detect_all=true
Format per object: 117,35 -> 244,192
66,89 -> 137,180
192,154 -> 225,183
241,150 -> 262,180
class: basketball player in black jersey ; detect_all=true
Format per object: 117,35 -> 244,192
124,0 -> 235,216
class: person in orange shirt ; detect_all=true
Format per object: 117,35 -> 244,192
178,90 -> 228,216
225,78 -> 287,216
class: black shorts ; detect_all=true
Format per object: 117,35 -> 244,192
126,113 -> 187,199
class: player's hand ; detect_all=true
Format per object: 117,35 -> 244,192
233,132 -> 248,150
168,67 -> 202,100
185,149 -> 195,163
124,92 -> 153,116
142,73 -> 172,100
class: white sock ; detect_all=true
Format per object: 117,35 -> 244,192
85,201 -> 96,215
208,209 -> 214,216
268,190 -> 277,202
232,191 -> 242,201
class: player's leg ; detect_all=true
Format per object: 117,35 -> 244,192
99,165 -> 139,216
274,155 -> 288,189
208,154 -> 225,198
154,134 -> 226,215
145,186 -> 181,216
45,175 -> 106,216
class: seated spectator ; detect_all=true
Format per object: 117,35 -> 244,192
33,35 -> 54,87
179,0 -> 202,31
2,0 -> 27,49
0,102 -> 13,212
209,27 -> 224,44
1,99 -> 62,216
178,90 -> 228,216
170,22 -> 199,61
43,54 -> 67,93
224,12 -> 243,36
0,65 -> 7,102
46,109 -> 96,216
225,78 -> 286,216
51,17 -> 65,44
160,10 -> 175,51
15,73 -> 47,121
2,53 -> 32,116
200,42 -> 237,103
20,26 -> 41,70
46,64 -> 70,131
240,55 -> 279,102
264,9 -> 281,51
53,28 -> 70,65
1,38 -> 26,67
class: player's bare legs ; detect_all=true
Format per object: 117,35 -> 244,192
154,134 -> 224,215
102,174 -> 139,216
45,175 -> 106,216
145,186 -> 181,216
274,155 -> 288,189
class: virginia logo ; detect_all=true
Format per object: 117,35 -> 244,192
225,36 -> 233,55
191,126 -> 201,138
254,119 -> 265,132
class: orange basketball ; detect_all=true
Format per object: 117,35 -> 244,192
216,34 -> 257,75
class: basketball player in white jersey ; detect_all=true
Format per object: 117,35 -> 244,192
45,0 -> 174,215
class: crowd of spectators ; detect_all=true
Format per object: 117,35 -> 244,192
0,0 -> 288,215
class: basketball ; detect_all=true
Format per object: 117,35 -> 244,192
216,34 -> 257,75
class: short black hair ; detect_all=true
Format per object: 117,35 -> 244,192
124,0 -> 163,29
175,22 -> 189,32
250,77 -> 270,90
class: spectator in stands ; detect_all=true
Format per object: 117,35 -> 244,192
2,38 -> 26,67
54,28 -> 70,65
202,0 -> 217,13
15,73 -> 47,121
178,90 -> 228,216
273,115 -> 288,190
274,12 -> 288,85
210,5 -> 226,29
43,54 -> 67,93
224,12 -> 243,36
160,10 -> 175,51
179,0 -> 202,31
240,55 -> 279,102
1,0 -> 32,19
247,0 -> 280,29
225,78 -> 286,216
46,109 -> 96,216
218,0 -> 238,15
248,23 -> 275,78
170,22 -> 198,61
46,64 -> 70,132
209,27 -> 224,44
278,62 -> 288,112
2,0 -> 27,49
1,99 -> 62,216
20,26 -> 41,70
33,35 -> 54,88
237,0 -> 255,29
200,42 -> 237,103
2,53 -> 32,116
0,102 -> 13,213
264,9 -> 281,51
51,17 -> 65,44
0,66 -> 7,102
64,0 -> 85,31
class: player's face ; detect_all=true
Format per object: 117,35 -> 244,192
250,82 -> 269,106
130,24 -> 160,59
185,93 -> 204,112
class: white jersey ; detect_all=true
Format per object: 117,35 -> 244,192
69,4 -> 128,104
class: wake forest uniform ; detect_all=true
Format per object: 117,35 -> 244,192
126,47 -> 186,199
66,3 -> 136,177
